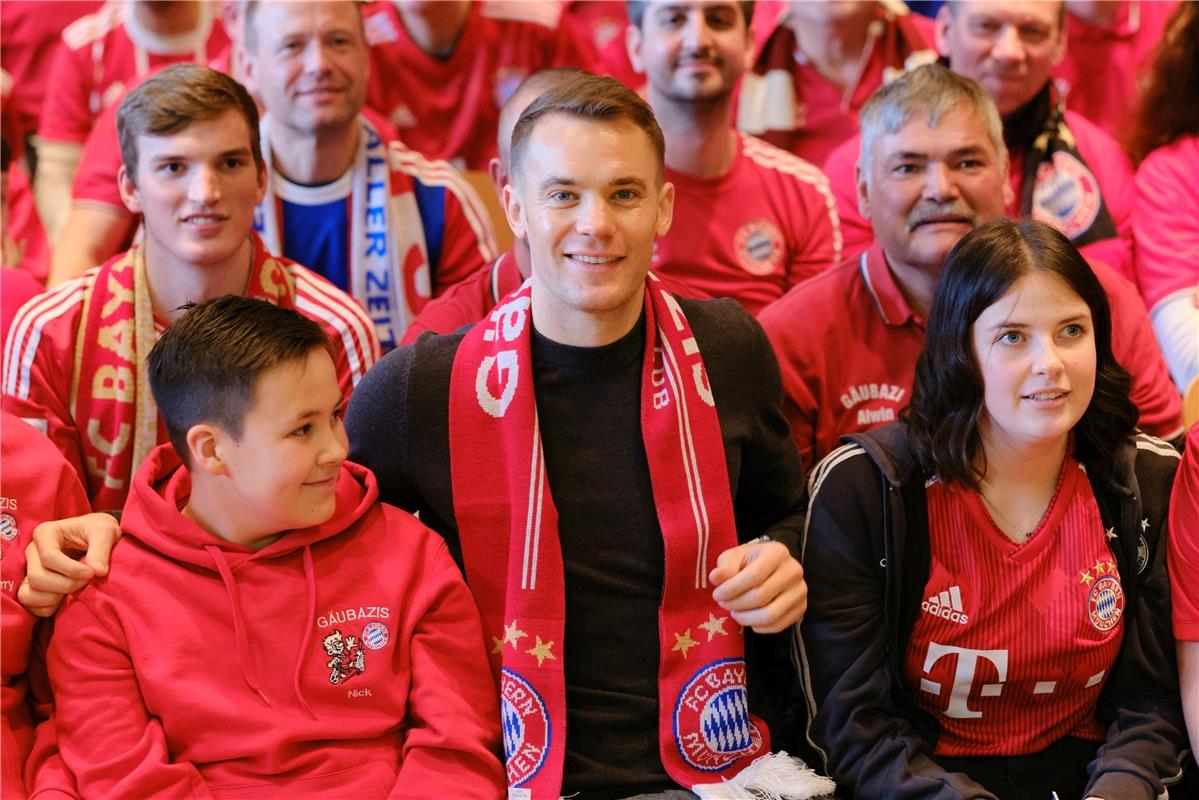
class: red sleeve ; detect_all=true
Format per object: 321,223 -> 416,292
759,299 -> 821,471
37,41 -> 94,145
49,592 -> 215,799
292,266 -> 381,393
1,287 -> 92,501
431,176 -> 498,296
1072,112 -> 1136,281
782,167 -> 841,289
1169,426 -> 1199,640
387,523 -> 504,799
822,136 -> 874,259
1133,139 -> 1199,311
71,103 -> 129,213
1093,261 -> 1183,440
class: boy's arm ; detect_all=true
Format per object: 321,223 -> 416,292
389,532 -> 504,799
49,594 -> 214,800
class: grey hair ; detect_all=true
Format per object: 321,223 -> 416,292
857,64 -> 1007,184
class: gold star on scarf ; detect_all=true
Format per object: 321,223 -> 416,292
491,636 -> 504,654
526,636 -> 556,667
503,620 -> 528,649
672,628 -> 699,659
699,612 -> 729,642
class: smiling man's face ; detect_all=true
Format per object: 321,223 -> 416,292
859,106 -> 1009,276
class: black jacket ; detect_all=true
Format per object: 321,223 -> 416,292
798,421 -> 1184,799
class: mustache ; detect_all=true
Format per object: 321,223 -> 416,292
906,202 -> 978,232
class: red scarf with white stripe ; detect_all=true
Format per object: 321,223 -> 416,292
449,275 -> 770,797
71,238 -> 298,511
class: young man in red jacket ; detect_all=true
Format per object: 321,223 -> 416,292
47,295 -> 504,799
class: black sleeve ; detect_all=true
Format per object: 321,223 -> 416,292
800,449 -> 996,800
685,298 -> 805,553
346,345 -> 420,512
1086,441 -> 1187,800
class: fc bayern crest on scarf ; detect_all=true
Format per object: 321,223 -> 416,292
1032,151 -> 1102,240
501,668 -> 551,787
674,659 -> 764,772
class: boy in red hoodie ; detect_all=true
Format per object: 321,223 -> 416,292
45,295 -> 504,799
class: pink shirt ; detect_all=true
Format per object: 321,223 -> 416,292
1133,135 -> 1199,311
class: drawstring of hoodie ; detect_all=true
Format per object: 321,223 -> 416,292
292,545 -> 318,719
205,545 -> 271,706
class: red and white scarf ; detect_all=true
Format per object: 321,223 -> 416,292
256,114 -> 431,350
449,276 -> 828,799
70,238 -> 298,511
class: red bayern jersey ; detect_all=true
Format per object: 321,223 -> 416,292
1,412 -> 92,800
363,0 -> 586,170
1169,424 -> 1199,640
1053,1 -> 1179,145
653,133 -> 841,315
738,4 -> 935,167
822,109 -> 1139,279
0,1 -> 102,140
760,244 -> 1183,471
1,241 -> 379,510
1133,135 -> 1199,312
905,462 -> 1122,756
401,249 -> 525,346
38,1 -> 229,146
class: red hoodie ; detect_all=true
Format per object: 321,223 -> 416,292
47,445 -> 504,799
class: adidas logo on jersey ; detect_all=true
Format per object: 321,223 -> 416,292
922,586 -> 970,625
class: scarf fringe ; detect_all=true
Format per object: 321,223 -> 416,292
692,752 -> 836,800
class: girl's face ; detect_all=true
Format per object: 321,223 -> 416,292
971,270 -> 1097,455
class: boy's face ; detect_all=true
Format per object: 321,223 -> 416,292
214,348 -> 348,542
119,109 -> 266,273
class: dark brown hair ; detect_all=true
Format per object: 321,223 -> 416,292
148,296 -> 331,465
906,219 -> 1137,488
1127,2 -> 1199,164
625,1 -> 754,28
117,63 -> 263,183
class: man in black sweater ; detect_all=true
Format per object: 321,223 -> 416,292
345,74 -> 810,797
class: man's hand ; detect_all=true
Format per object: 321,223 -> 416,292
709,539 -> 807,634
18,513 -> 122,617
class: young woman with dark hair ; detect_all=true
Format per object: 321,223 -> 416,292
799,219 -> 1185,799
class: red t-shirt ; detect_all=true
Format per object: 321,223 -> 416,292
739,6 -> 935,167
653,134 -> 841,315
1053,1 -> 1179,145
363,1 -> 587,170
761,243 -> 1183,471
401,249 -> 525,346
905,461 -> 1121,756
1168,424 -> 1199,640
38,2 -> 229,146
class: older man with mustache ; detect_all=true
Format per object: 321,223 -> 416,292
759,64 -> 1180,471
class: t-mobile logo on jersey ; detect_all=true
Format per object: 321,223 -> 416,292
919,643 -> 1008,719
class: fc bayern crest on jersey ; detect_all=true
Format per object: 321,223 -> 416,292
1088,575 -> 1125,632
733,219 -> 784,276
673,658 -> 764,772
1032,152 -> 1102,240
501,668 -> 551,787
0,513 -> 16,541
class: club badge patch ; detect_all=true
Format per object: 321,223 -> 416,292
673,658 -> 764,772
361,621 -> 390,651
322,629 -> 366,684
1032,152 -> 1101,240
501,668 -> 550,787
0,513 -> 16,541
1088,575 -> 1124,632
733,219 -> 784,276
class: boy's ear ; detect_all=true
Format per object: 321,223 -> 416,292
185,424 -> 230,477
